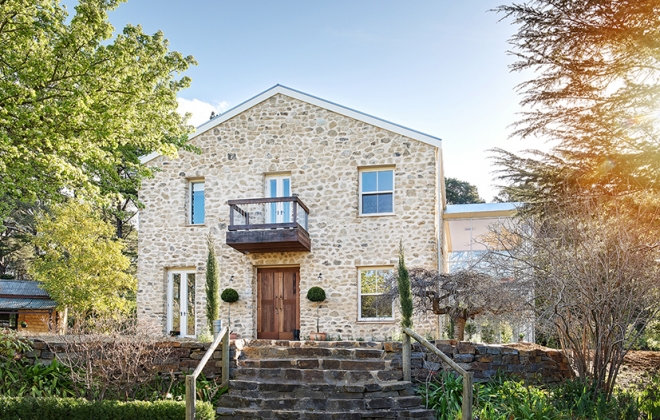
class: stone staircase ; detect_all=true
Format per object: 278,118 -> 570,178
216,340 -> 436,419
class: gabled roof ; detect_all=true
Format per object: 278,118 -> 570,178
0,280 -> 56,311
141,84 -> 442,164
0,279 -> 49,297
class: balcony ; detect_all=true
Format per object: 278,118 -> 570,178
226,196 -> 311,254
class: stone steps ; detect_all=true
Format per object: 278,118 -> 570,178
233,367 -> 403,383
217,340 -> 434,420
237,357 -> 392,370
216,407 -> 436,420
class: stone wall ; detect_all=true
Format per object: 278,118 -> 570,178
25,338 -> 232,378
388,340 -> 573,384
25,337 -> 572,385
138,93 -> 441,340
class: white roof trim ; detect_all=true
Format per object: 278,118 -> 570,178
141,84 -> 442,164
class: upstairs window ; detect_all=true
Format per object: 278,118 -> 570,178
359,168 -> 394,215
190,181 -> 205,225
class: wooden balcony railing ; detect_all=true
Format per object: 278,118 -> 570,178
226,197 -> 311,253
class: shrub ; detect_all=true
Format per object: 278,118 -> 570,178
306,286 -> 326,302
0,397 -> 215,420
0,358 -> 75,398
419,371 -> 462,419
221,288 -> 239,303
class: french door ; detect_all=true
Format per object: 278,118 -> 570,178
265,175 -> 291,224
257,267 -> 299,340
167,270 -> 196,337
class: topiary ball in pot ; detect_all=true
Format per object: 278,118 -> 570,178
306,286 -> 326,302
221,288 -> 239,303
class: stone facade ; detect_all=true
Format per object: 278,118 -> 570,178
137,90 -> 442,340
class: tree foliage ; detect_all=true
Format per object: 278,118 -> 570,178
29,200 -> 136,315
0,0 -> 196,227
492,0 -> 660,207
205,236 -> 219,334
445,177 -> 485,205
396,243 -> 413,329
383,267 -> 524,340
481,197 -> 660,396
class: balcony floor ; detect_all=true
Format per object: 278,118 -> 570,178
226,227 -> 311,254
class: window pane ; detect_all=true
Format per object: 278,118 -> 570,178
191,182 -> 205,224
361,270 -> 379,293
187,273 -> 195,336
361,295 -> 378,318
361,171 -> 377,192
377,193 -> 393,213
362,195 -> 377,214
172,274 -> 181,334
360,294 -> 392,319
378,170 -> 393,191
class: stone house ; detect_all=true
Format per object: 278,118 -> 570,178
137,84 -> 447,340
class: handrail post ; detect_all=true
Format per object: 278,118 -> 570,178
462,371 -> 473,420
185,374 -> 196,420
221,326 -> 230,387
402,331 -> 411,381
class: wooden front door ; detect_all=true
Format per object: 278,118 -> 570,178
257,267 -> 299,340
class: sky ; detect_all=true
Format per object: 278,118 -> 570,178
98,0 -> 535,202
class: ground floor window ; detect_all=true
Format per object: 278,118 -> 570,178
167,269 -> 196,337
0,312 -> 18,329
358,268 -> 394,321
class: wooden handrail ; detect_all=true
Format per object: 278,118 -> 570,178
403,327 -> 473,420
228,196 -> 310,213
185,326 -> 230,420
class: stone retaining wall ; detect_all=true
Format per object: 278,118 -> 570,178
24,337 -> 572,384
385,339 -> 573,383
25,338 -> 233,378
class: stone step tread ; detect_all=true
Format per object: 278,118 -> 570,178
237,358 -> 390,370
237,346 -> 386,360
216,407 -> 435,419
217,395 -> 424,411
237,339 -> 385,348
234,367 -> 403,383
229,379 -> 414,393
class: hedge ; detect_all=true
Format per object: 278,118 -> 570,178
0,397 -> 215,420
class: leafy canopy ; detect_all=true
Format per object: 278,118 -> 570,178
445,178 -> 485,205
0,0 -> 196,219
492,0 -> 660,206
29,200 -> 136,315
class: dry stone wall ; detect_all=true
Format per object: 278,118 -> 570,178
137,93 -> 441,340
389,340 -> 573,383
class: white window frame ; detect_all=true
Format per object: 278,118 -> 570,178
264,173 -> 292,224
166,268 -> 197,338
357,267 -> 395,322
189,180 -> 205,225
359,167 -> 395,216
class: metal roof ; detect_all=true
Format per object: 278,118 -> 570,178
0,297 -> 56,310
444,202 -> 522,219
0,280 -> 50,297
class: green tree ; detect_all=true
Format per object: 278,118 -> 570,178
397,243 -> 413,329
205,235 -> 219,334
445,178 -> 485,204
0,0 -> 196,228
29,200 -> 136,316
492,0 -> 660,208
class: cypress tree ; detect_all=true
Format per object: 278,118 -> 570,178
397,242 -> 413,329
205,235 -> 220,334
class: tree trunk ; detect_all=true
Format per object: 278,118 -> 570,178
453,316 -> 466,341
